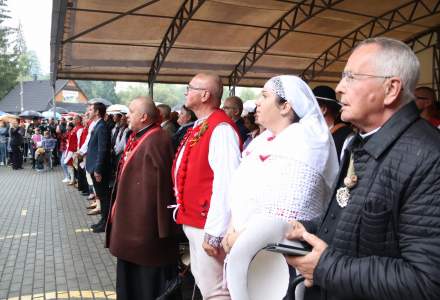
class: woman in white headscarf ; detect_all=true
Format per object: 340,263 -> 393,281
223,75 -> 339,300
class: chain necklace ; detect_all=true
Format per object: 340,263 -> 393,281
336,153 -> 357,208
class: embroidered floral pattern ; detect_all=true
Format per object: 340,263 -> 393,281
173,129 -> 193,204
189,121 -> 209,147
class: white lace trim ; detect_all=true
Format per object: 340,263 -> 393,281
230,153 -> 329,231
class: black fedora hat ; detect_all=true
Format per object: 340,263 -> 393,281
312,86 -> 341,116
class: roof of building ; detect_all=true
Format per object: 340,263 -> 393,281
0,80 -> 87,114
53,102 -> 87,113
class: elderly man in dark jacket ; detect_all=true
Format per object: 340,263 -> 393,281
287,37 -> 440,300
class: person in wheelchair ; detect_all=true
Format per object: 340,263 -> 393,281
34,144 -> 45,171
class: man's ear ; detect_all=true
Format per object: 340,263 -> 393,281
383,77 -> 403,106
141,112 -> 149,124
320,105 -> 327,116
200,90 -> 211,103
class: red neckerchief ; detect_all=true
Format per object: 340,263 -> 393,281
116,125 -> 160,180
111,125 -> 160,224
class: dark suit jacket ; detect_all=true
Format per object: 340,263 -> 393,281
235,118 -> 249,142
86,119 -> 110,174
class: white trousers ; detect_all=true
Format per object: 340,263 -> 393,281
183,225 -> 231,300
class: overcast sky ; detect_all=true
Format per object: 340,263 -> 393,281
6,0 -> 52,74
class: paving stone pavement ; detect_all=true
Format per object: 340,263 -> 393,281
0,164 -> 116,300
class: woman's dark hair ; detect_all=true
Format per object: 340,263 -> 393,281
67,122 -> 74,129
276,96 -> 298,122
277,96 -> 288,105
243,113 -> 258,132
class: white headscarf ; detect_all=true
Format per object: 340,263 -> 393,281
263,75 -> 339,188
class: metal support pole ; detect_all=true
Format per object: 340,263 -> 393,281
149,82 -> 154,99
433,31 -> 440,101
229,85 -> 235,96
52,82 -> 57,119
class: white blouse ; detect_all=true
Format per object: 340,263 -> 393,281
229,124 -> 331,231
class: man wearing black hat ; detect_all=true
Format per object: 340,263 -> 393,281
313,85 -> 353,160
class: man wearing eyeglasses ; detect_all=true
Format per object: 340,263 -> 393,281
286,37 -> 440,300
172,73 -> 241,299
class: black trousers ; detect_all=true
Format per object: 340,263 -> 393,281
91,172 -> 110,225
10,145 -> 22,169
78,165 -> 88,193
31,147 -> 36,168
116,259 -> 181,300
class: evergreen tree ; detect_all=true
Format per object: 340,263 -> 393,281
0,0 -> 19,98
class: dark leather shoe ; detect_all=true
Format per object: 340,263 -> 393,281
92,225 -> 105,233
81,191 -> 89,196
91,221 -> 104,229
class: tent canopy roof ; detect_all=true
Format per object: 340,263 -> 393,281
51,0 -> 440,88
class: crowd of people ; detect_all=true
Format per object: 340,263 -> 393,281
2,36 -> 440,300
104,38 -> 440,300
0,117 -> 62,170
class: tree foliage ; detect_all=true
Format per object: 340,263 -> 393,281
117,83 -> 149,104
0,0 -> 20,98
152,84 -> 186,108
76,80 -> 119,104
14,22 -> 41,81
117,83 -> 187,108
238,87 -> 259,101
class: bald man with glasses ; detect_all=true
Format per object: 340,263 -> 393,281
172,73 -> 242,299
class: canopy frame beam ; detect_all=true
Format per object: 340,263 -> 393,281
406,27 -> 440,99
62,0 -> 160,44
300,0 -> 440,82
148,0 -> 206,97
227,0 -> 344,93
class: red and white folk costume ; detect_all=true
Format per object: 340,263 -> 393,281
225,75 -> 339,300
172,109 -> 241,299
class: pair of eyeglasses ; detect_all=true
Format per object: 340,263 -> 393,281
341,71 -> 393,84
186,85 -> 206,93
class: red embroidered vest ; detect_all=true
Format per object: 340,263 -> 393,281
172,109 -> 240,228
79,121 -> 92,148
67,125 -> 83,152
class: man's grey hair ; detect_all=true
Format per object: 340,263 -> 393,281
355,37 -> 420,104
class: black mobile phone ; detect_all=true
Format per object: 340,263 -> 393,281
264,240 -> 312,256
